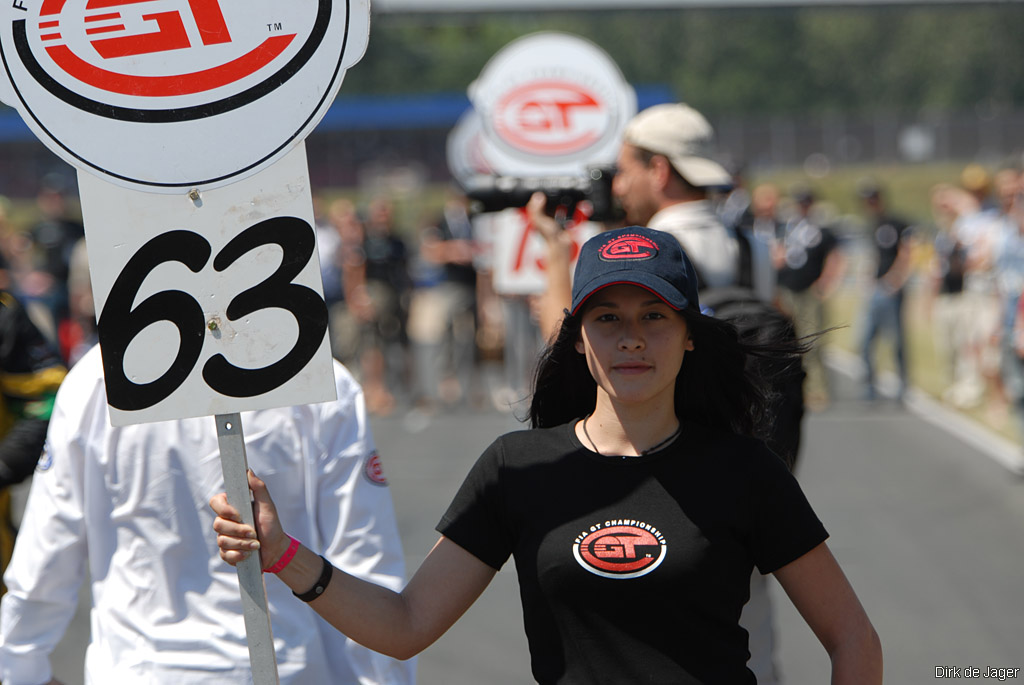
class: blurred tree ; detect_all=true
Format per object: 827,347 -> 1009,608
335,6 -> 1024,117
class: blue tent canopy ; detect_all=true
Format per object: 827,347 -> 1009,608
1,85 -> 674,141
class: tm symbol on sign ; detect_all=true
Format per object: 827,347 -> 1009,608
267,22 -> 283,32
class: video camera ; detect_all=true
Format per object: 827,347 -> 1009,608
463,166 -> 622,224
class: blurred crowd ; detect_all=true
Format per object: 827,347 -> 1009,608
2,159 -> 1024,445
0,173 -> 92,367
927,164 -> 1024,438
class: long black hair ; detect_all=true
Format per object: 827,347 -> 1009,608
528,305 -> 812,448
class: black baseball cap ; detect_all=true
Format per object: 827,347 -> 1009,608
570,226 -> 700,315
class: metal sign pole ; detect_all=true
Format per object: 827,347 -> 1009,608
215,412 -> 280,685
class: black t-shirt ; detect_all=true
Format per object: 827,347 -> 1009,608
934,232 -> 965,295
438,209 -> 478,288
0,290 -> 66,486
776,219 -> 840,293
870,215 -> 911,280
363,234 -> 408,290
437,422 -> 828,685
29,218 -> 84,282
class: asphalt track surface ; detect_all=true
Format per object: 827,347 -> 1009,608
34,366 -> 1024,684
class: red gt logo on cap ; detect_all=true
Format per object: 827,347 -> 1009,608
573,522 -> 667,579
599,234 -> 659,261
364,452 -> 388,486
493,80 -> 606,156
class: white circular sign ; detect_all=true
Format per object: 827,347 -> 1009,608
0,0 -> 370,192
468,32 -> 636,178
445,108 -> 493,188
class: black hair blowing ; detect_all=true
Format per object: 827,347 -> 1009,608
528,307 -> 813,448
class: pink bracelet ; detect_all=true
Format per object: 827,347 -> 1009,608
263,536 -> 300,574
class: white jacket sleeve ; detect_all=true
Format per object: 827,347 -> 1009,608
0,370 -> 96,685
312,362 -> 415,685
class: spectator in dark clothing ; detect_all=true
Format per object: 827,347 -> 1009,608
25,174 -> 85,354
774,185 -> 846,410
857,180 -> 915,402
928,184 -> 970,395
361,196 -> 410,415
408,191 -> 479,411
0,290 -> 66,595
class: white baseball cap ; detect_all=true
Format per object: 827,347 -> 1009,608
623,103 -> 732,189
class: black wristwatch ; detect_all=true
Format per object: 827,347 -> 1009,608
294,555 -> 334,602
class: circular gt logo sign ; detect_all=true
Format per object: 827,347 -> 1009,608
467,31 -> 636,178
573,523 -> 667,579
493,79 -> 606,157
0,0 -> 370,192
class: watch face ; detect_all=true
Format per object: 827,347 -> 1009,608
1,0 -> 369,192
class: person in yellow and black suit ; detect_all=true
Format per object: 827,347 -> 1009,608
0,291 -> 66,596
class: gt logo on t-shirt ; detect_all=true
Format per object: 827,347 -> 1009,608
572,520 -> 667,579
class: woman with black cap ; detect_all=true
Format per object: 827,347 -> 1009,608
211,226 -> 882,684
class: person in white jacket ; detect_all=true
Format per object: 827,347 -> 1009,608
0,344 -> 415,685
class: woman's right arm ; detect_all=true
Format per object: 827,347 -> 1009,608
211,470 -> 496,660
773,542 -> 882,684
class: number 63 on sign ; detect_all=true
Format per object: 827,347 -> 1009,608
79,143 -> 337,427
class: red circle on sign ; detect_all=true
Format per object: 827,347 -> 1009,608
16,0 -> 331,122
493,80 -> 606,156
1,0 -> 365,191
35,0 -> 297,98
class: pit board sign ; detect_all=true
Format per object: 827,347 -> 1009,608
2,3 -> 368,676
0,0 -> 370,193
0,0 -> 372,424
80,141 -> 336,426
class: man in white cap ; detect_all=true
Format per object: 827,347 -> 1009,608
612,103 -> 744,291
613,103 -> 783,685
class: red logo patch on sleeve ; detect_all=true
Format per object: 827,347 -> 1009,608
364,452 -> 388,486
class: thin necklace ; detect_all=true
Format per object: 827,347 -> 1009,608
581,414 -> 682,458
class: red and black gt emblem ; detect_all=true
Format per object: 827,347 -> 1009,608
573,521 -> 667,579
0,0 -> 366,191
493,79 -> 604,156
598,234 -> 659,262
10,0 -> 332,122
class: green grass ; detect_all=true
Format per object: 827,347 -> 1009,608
749,161 -> 973,227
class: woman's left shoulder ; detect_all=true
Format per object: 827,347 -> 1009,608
487,423 -> 577,466
696,428 -> 789,474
